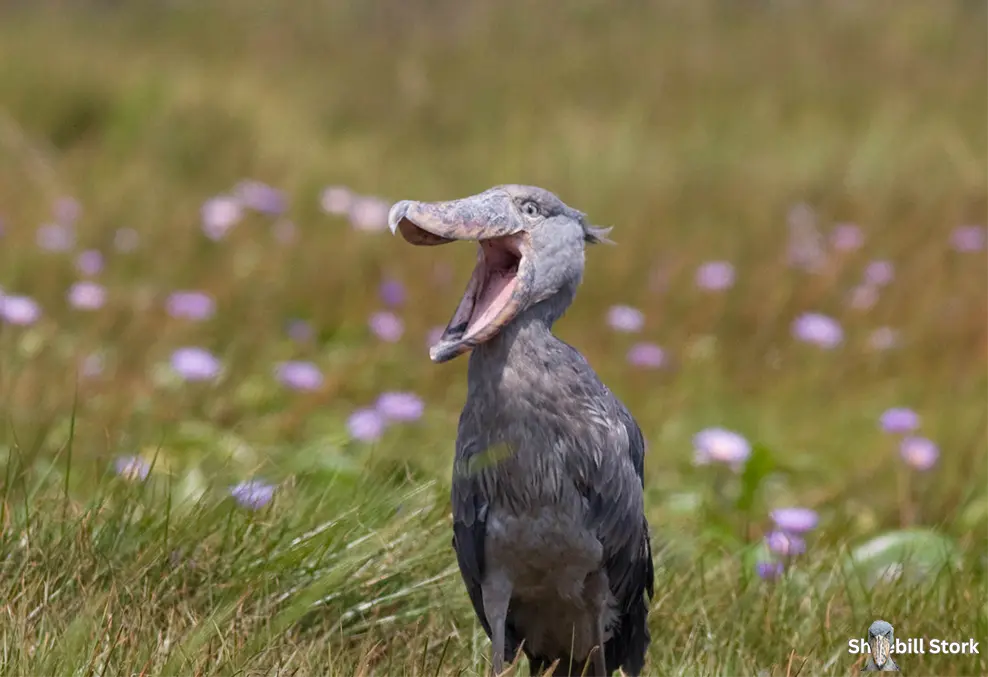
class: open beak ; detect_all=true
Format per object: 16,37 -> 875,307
388,192 -> 533,363
870,635 -> 891,668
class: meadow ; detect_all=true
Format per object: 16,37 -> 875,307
0,1 -> 986,675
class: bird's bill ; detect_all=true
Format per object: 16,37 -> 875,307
388,194 -> 533,363
870,635 -> 891,667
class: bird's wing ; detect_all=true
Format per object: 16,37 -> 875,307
450,432 -> 493,638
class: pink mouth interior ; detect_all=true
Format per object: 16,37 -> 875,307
461,236 -> 522,341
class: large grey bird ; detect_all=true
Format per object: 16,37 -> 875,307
388,185 -> 654,676
864,620 -> 899,672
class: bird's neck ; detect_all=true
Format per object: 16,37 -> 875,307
466,286 -> 575,386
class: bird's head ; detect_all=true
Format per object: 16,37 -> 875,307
389,185 -> 611,363
868,620 -> 895,668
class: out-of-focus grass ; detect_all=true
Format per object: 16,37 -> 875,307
0,1 -> 985,675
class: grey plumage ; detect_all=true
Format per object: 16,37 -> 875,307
864,620 -> 899,672
389,186 -> 653,676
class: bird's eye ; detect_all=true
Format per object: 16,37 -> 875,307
521,201 -> 541,218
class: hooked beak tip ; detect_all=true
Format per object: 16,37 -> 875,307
388,201 -> 410,235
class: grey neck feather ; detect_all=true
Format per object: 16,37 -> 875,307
467,282 -> 577,389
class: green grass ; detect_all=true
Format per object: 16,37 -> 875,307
0,1 -> 986,674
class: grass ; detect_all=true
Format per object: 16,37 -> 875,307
0,0 -> 985,674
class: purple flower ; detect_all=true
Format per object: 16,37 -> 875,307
235,180 -> 286,215
170,347 -> 221,382
114,456 -> 150,481
791,313 -> 843,349
348,408 -> 385,442
756,560 -> 785,580
348,197 -> 391,232
275,361 -> 324,391
75,250 -> 104,276
67,282 -> 106,310
201,195 -> 242,240
320,186 -> 354,215
80,353 -> 105,378
606,305 -> 644,333
693,428 -> 751,468
831,223 -> 865,252
375,392 -> 425,423
765,530 -> 806,557
899,436 -> 939,471
426,326 -> 445,348
0,295 -> 41,325
287,319 -> 314,343
863,260 -> 894,287
369,311 -> 404,342
36,223 -> 75,252
847,284 -> 879,311
114,228 -> 140,252
626,342 -> 666,369
695,261 -> 735,291
166,291 -> 216,321
868,327 -> 899,351
879,407 -> 920,434
950,225 -> 986,253
271,219 -> 297,245
769,507 -> 819,534
230,480 -> 275,510
53,196 -> 81,225
379,278 -> 406,307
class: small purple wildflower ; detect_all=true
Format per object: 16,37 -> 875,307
770,507 -> 819,534
320,186 -> 354,215
67,282 -> 106,311
114,228 -> 140,252
879,408 -> 920,434
626,342 -> 666,369
379,278 -> 406,307
114,456 -> 150,481
53,196 -> 81,225
235,180 -> 286,215
75,250 -> 104,276
369,311 -> 404,342
765,530 -> 806,557
230,480 -> 275,510
863,260 -> 894,287
950,225 -> 986,253
375,392 -> 425,423
170,347 -> 221,382
791,313 -> 843,349
287,319 -> 314,343
426,326 -> 445,348
166,291 -> 216,321
756,560 -> 785,580
275,361 -> 324,391
695,261 -> 735,291
606,305 -> 644,333
36,223 -> 75,252
201,195 -> 242,240
0,295 -> 41,325
348,408 -> 386,442
868,327 -> 899,351
899,436 -> 939,471
693,428 -> 751,468
848,284 -> 879,311
348,196 -> 391,232
830,222 -> 865,252
271,219 -> 297,245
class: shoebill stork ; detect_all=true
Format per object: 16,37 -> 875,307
389,185 -> 654,676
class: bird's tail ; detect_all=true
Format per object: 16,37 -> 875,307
604,591 -> 651,676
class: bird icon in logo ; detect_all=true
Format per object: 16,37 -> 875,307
864,620 -> 900,672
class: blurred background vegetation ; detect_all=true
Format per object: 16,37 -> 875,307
0,1 -> 985,675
